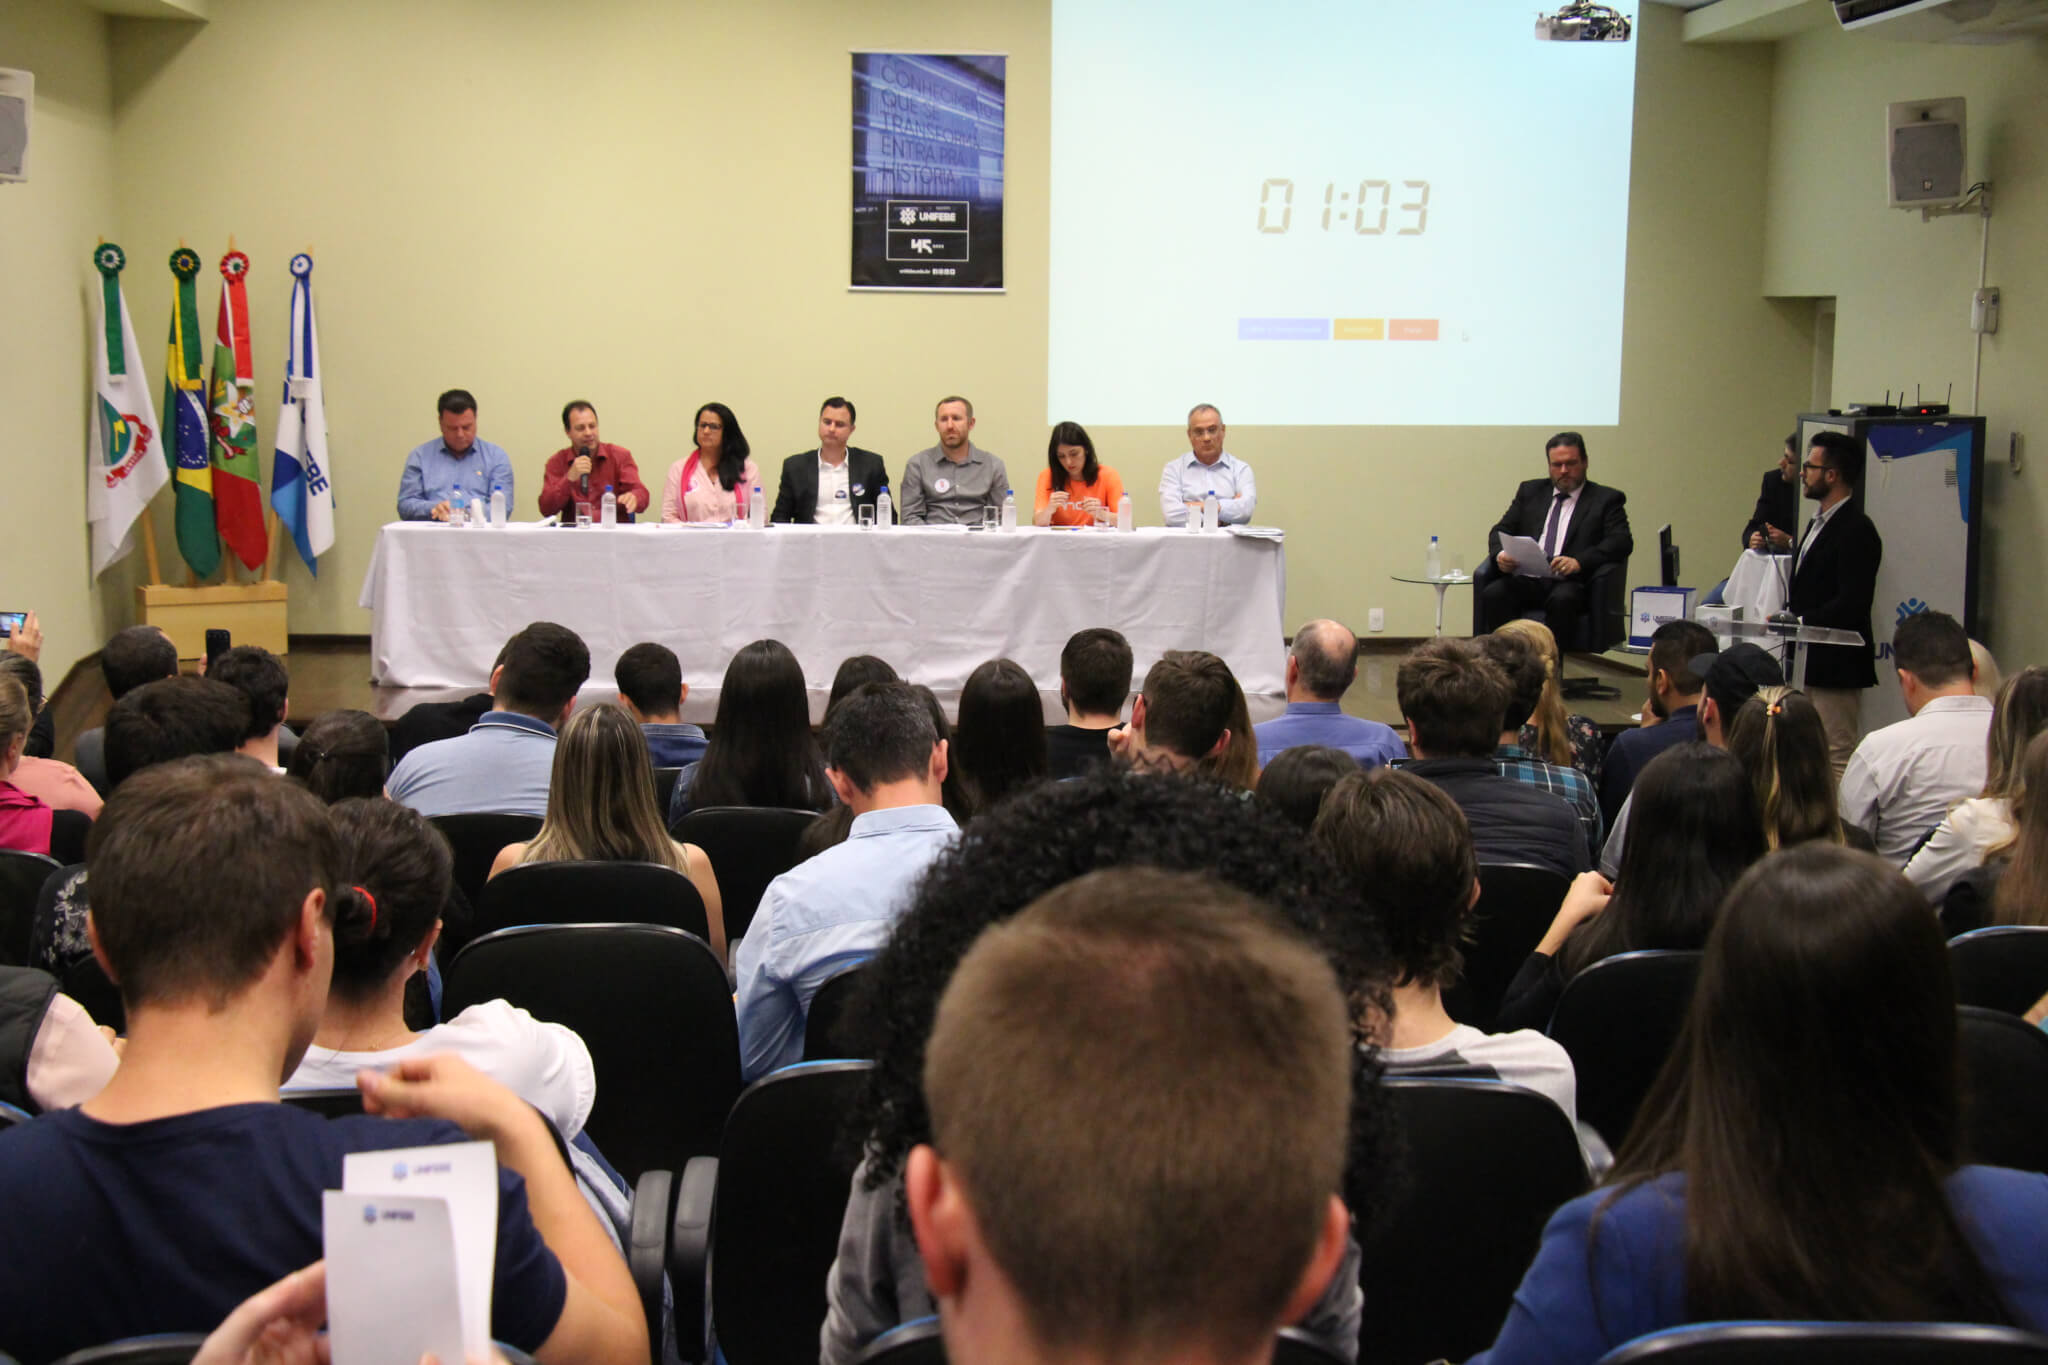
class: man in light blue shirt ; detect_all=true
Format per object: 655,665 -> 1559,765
735,682 -> 957,1080
614,642 -> 707,769
386,622 -> 589,817
1158,403 -> 1256,526
1254,620 -> 1404,768
396,388 -> 516,521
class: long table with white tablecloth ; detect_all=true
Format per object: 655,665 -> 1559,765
359,522 -> 1288,695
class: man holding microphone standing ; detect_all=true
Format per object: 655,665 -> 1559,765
540,400 -> 650,521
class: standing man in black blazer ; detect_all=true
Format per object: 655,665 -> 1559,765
1741,432 -> 1800,552
770,396 -> 893,524
1787,429 -> 1883,774
1477,432 -> 1634,645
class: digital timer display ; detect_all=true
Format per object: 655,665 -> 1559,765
1256,179 -> 1431,235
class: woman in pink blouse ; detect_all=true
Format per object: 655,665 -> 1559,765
663,402 -> 762,522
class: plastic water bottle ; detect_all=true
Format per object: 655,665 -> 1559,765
1001,489 -> 1017,530
490,484 -> 506,528
875,489 -> 892,528
600,484 -> 616,526
750,484 -> 766,528
1117,492 -> 1133,532
1426,535 -> 1442,579
450,491 -> 468,527
1203,490 -> 1220,531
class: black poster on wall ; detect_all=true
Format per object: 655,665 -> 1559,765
851,52 -> 1006,292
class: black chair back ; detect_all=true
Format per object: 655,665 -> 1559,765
1444,863 -> 1570,1031
671,807 -> 815,942
1358,1078 -> 1590,1365
653,766 -> 684,816
62,954 -> 124,1035
429,812 -> 543,909
1950,926 -> 2048,1017
1595,1321 -> 2048,1362
711,1061 -> 872,1365
802,963 -> 872,1061
852,1319 -> 1348,1365
52,1336 -> 208,1364
0,849 -> 62,967
0,1099 -> 30,1127
1958,1004 -> 2048,1175
472,860 -> 710,941
1546,949 -> 1703,1152
281,1087 -> 368,1118
443,923 -> 739,1183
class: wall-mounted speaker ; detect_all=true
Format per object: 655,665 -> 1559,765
0,69 -> 29,184
1887,96 -> 1965,207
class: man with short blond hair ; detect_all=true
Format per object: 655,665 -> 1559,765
900,395 -> 1010,526
907,867 -> 1352,1365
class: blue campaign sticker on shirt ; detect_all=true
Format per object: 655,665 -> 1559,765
850,484 -> 864,497
836,487 -> 850,500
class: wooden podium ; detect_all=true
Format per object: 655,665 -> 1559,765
138,581 -> 289,661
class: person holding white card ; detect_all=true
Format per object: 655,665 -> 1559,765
0,758 -> 646,1365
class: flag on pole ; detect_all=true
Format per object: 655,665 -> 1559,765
87,243 -> 169,578
271,252 -> 335,574
163,247 -> 220,578
209,249 -> 267,570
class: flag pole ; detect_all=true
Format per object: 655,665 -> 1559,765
140,513 -> 163,585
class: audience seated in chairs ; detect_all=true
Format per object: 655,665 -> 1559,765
1496,618 -> 1606,791
0,675 -> 90,864
283,708 -> 392,804
1253,620 -> 1404,769
73,624 -> 179,795
670,638 -> 833,826
1599,620 -> 1719,828
905,868 -> 1357,1365
387,621 -> 592,820
820,768 -> 1395,1365
1909,667 -> 2048,902
1496,745 -> 1763,1033
615,641 -> 708,770
828,654 -> 901,716
0,654 -> 100,817
0,963 -> 118,1113
1726,686 -> 1877,855
1398,639 -> 1588,880
1469,844 -> 2048,1363
941,658 -> 1048,820
1104,650 -> 1241,779
1479,629 -> 1603,854
491,701 -> 725,960
1948,731 -> 2048,935
1045,628 -> 1131,780
29,676 -> 249,978
1255,745 -> 1358,833
207,644 -> 298,771
1313,766 -> 1581,1133
0,756 -> 647,1363
735,682 -> 957,1082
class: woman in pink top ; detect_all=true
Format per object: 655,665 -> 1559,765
663,402 -> 762,523
0,655 -> 99,817
0,675 -> 89,860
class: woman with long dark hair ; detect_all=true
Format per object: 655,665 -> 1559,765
670,639 -> 832,824
1471,844 -> 2048,1361
1032,420 -> 1124,526
663,401 -> 761,522
284,709 -> 391,805
943,658 -> 1049,819
1495,744 -> 1764,1031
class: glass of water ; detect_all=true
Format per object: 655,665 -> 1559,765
575,502 -> 593,527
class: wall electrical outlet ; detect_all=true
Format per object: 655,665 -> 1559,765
1368,607 -> 1386,632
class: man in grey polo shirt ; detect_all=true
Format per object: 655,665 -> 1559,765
386,622 -> 590,818
899,395 -> 1010,526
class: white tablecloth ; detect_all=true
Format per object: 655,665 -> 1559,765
1716,550 -> 1793,669
359,522 -> 1288,695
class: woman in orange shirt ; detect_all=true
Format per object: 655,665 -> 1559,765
1033,421 -> 1124,527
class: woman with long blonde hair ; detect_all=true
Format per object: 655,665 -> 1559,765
1725,686 -> 1864,853
1908,666 -> 2048,901
490,701 -> 727,959
1495,618 -> 1604,788
1947,729 -> 2048,934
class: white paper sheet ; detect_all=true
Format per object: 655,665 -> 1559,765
323,1191 -> 467,1365
342,1140 -> 498,1360
1498,534 -> 1559,579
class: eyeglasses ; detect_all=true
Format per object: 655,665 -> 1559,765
1800,461 -> 1831,474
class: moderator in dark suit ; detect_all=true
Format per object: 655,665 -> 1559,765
1740,466 -> 1798,550
1478,478 -> 1633,641
769,447 -> 893,524
1787,494 -> 1882,690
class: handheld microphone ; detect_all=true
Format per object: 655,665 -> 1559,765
578,445 -> 592,497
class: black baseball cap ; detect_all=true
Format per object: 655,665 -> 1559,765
1691,643 -> 1785,716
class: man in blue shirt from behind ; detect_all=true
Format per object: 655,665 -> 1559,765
1254,620 -> 1405,769
614,641 -> 707,769
397,387 -> 516,521
735,682 -> 958,1081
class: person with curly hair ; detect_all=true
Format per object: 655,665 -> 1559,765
820,768 -> 1397,1365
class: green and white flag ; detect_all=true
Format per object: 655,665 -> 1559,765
88,243 -> 169,577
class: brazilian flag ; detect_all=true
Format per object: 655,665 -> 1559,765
163,247 -> 220,578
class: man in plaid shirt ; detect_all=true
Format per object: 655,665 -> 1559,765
1479,632 -> 1603,852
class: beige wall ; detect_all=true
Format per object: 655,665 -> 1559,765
11,0 -> 1815,673
0,0 -> 118,678
1764,25 -> 2047,665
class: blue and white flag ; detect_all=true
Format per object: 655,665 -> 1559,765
270,252 -> 334,572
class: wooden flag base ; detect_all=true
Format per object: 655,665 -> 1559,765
138,581 -> 289,661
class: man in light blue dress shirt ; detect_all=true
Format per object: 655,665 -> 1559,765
1157,403 -> 1256,526
1253,620 -> 1405,768
396,388 -> 516,521
734,683 -> 958,1081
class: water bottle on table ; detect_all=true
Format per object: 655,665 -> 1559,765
1203,490 -> 1220,531
601,484 -> 616,526
450,491 -> 468,527
490,484 -> 507,528
875,489 -> 892,528
1426,535 -> 1441,579
1001,489 -> 1017,530
1117,493 -> 1133,532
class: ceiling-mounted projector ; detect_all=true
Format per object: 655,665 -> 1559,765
1535,2 -> 1634,39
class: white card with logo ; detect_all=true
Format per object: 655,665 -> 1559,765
342,1140 -> 498,1359
323,1192 -> 467,1365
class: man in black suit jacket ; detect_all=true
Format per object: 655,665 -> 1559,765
1787,429 -> 1883,772
1477,432 -> 1634,645
1741,433 -> 1799,551
770,396 -> 893,524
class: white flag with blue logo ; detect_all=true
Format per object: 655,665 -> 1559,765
270,252 -> 335,572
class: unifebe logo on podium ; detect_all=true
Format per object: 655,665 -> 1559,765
851,53 -> 1005,291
